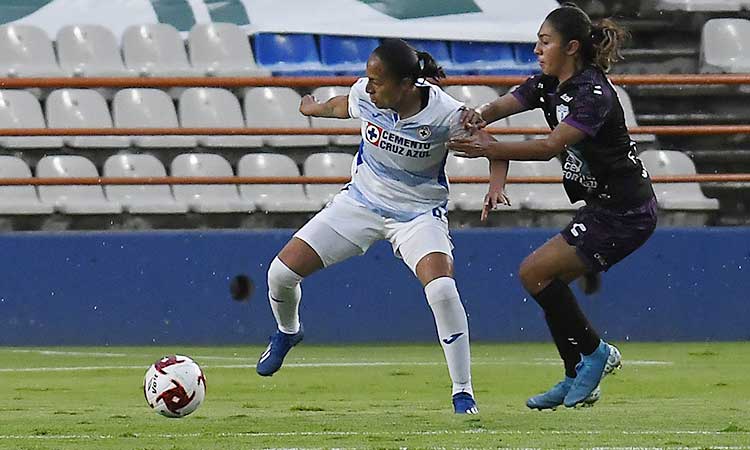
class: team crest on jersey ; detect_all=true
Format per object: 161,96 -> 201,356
365,122 -> 383,145
556,104 -> 569,123
417,125 -> 432,140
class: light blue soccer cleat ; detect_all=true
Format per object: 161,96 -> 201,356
256,326 -> 304,377
526,377 -> 601,410
564,341 -> 622,408
452,392 -> 479,414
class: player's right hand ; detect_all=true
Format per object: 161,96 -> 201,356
459,106 -> 486,130
299,95 -> 318,116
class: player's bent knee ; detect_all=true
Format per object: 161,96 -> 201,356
424,276 -> 460,306
268,256 -> 304,290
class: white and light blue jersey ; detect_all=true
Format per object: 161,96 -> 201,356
346,77 -> 465,222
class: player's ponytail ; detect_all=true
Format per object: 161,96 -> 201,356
373,38 -> 445,83
590,18 -> 628,73
416,51 -> 446,82
545,2 -> 629,73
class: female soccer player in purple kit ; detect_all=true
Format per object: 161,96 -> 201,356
449,3 -> 657,409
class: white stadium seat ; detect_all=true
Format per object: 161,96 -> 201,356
188,23 -> 270,77
507,108 -> 548,141
446,155 -> 521,211
113,89 -> 196,148
657,0 -> 741,11
303,152 -> 354,207
178,88 -> 262,148
700,19 -> 750,73
444,85 -> 499,109
309,86 -> 361,146
170,153 -> 255,213
238,154 -> 320,212
639,150 -> 719,210
46,89 -> 130,149
36,155 -> 122,214
0,90 -> 62,149
0,156 -> 53,214
510,159 -> 581,211
56,25 -> 133,77
103,154 -> 188,214
614,85 -> 656,144
122,24 -> 199,77
244,87 -> 328,147
0,24 -> 64,77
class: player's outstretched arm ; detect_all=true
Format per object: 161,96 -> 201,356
481,159 -> 511,222
299,94 -> 350,119
466,94 -> 527,129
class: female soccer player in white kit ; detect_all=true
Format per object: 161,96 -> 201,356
255,38 -> 510,414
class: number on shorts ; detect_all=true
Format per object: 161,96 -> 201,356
432,206 -> 447,222
570,222 -> 587,237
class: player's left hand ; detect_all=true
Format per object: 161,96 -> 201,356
448,130 -> 493,158
481,189 -> 511,222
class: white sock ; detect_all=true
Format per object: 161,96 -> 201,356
267,257 -> 303,334
424,277 -> 473,397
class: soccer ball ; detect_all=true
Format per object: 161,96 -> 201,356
143,355 -> 206,418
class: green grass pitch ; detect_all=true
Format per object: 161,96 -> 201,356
0,342 -> 748,449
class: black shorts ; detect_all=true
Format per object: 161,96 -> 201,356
561,197 -> 657,273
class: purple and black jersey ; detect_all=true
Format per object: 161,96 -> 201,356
512,66 -> 654,210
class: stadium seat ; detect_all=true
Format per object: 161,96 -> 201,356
614,86 -> 656,144
319,35 -> 379,75
444,85 -> 500,108
510,159 -> 580,211
238,154 -> 320,212
303,152 -> 354,207
445,155 -> 521,211
639,150 -> 720,210
450,41 -> 519,74
700,18 -> 750,73
0,24 -> 64,77
243,87 -> 328,147
507,108 -> 548,141
179,88 -> 262,148
170,153 -> 255,213
188,23 -> 270,77
0,90 -> 62,149
36,155 -> 122,214
657,0 -> 741,11
309,86 -> 361,146
45,89 -> 130,148
113,89 -> 196,148
122,24 -> 199,77
253,33 -> 329,76
56,25 -> 133,77
103,154 -> 188,214
0,156 -> 53,214
514,43 -> 538,71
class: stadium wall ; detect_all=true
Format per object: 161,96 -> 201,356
0,228 -> 747,345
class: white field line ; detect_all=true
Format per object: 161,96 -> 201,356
0,357 -> 673,372
0,430 -> 748,440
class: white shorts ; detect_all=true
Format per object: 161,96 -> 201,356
294,192 -> 453,274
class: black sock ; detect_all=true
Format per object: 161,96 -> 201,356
532,278 -> 601,376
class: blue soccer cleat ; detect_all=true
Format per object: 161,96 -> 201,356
564,341 -> 621,408
526,377 -> 574,410
452,392 -> 479,414
256,326 -> 304,377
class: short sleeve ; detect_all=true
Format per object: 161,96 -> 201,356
511,75 -> 543,110
562,85 -> 612,137
448,108 -> 471,140
348,78 -> 368,119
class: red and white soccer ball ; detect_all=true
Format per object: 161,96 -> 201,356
143,355 -> 206,418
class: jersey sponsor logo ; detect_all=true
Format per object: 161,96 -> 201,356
365,122 -> 383,145
563,151 -> 598,188
556,104 -> 569,123
418,125 -> 432,140
364,121 -> 433,158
